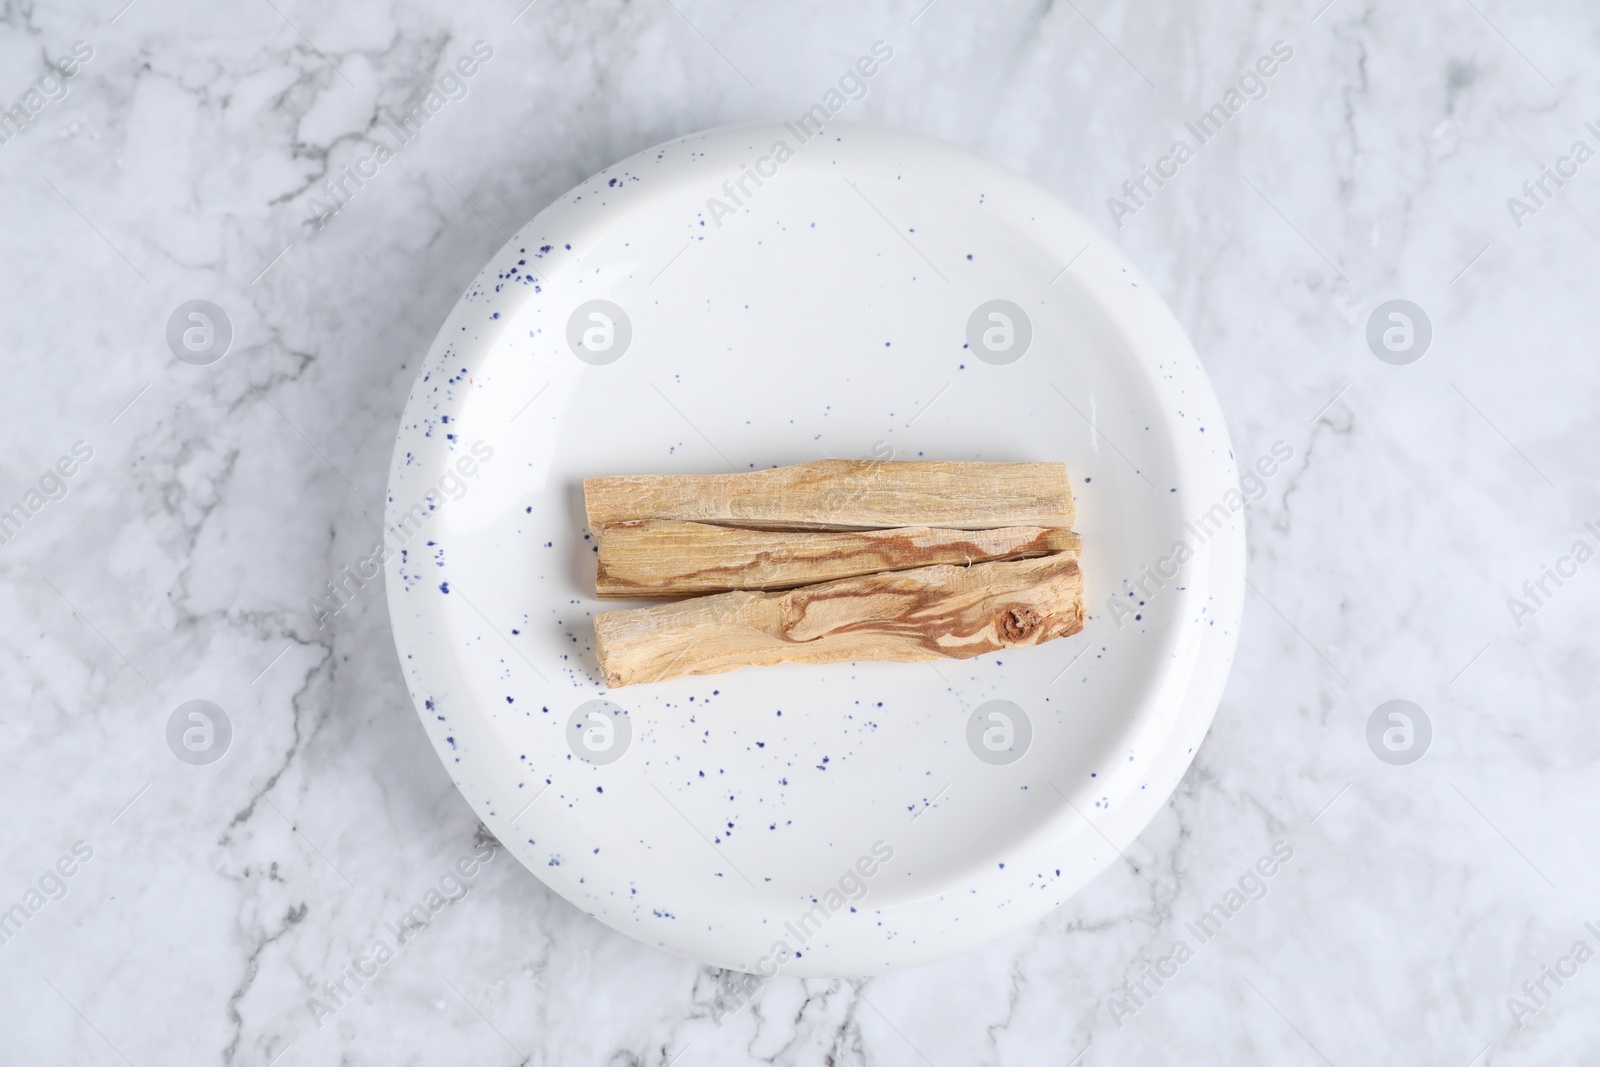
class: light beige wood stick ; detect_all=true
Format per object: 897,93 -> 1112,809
583,460 -> 1074,531
596,520 -> 1081,598
593,553 -> 1083,687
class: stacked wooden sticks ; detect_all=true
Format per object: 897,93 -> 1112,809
585,460 -> 1083,687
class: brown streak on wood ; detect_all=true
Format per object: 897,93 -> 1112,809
595,520 -> 1082,598
593,554 -> 1084,687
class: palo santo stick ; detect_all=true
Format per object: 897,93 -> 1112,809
593,554 -> 1083,687
596,520 -> 1082,598
583,460 -> 1074,531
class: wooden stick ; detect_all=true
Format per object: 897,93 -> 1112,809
593,553 -> 1083,687
596,520 -> 1081,598
583,460 -> 1074,531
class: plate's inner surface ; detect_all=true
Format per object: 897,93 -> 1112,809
422,158 -> 1196,912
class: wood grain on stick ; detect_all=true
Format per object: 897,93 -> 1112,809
596,520 -> 1081,598
593,553 -> 1084,687
583,460 -> 1074,531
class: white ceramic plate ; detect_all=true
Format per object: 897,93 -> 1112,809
384,122 -> 1244,976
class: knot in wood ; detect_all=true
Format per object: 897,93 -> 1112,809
998,605 -> 1042,643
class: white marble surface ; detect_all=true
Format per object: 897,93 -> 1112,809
2,0 -> 1597,1063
